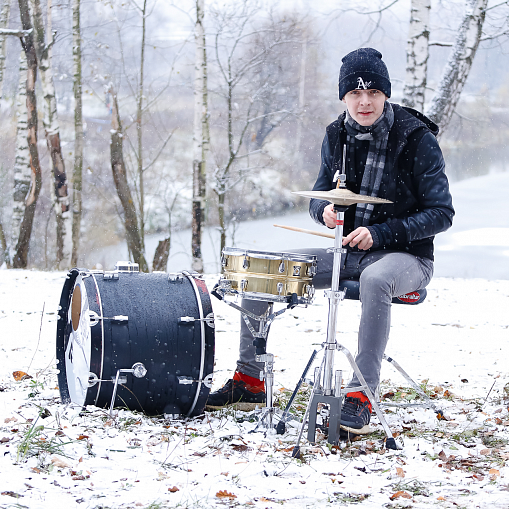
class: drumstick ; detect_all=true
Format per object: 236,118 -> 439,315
273,224 -> 335,239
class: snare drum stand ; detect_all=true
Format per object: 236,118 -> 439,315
292,204 -> 400,456
212,286 -> 296,434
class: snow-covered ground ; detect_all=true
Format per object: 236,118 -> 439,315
85,171 -> 509,280
0,270 -> 508,508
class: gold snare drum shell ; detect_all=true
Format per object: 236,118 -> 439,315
222,273 -> 313,298
221,248 -> 316,298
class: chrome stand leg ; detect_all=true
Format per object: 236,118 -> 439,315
294,206 -> 400,451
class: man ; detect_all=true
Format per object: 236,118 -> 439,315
207,48 -> 454,435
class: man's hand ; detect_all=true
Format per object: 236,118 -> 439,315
342,226 -> 373,250
323,204 -> 337,229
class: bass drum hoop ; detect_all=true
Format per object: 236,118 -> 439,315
182,270 -> 205,417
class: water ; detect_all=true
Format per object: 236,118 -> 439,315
86,172 -> 509,280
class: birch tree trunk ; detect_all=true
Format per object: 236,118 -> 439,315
0,219 -> 7,266
136,0 -> 147,254
402,0 -> 430,111
29,0 -> 71,268
426,0 -> 487,133
110,88 -> 149,272
0,0 -> 11,101
11,51 -> 30,267
13,0 -> 42,269
71,0 -> 83,267
293,35 -> 307,176
191,0 -> 209,272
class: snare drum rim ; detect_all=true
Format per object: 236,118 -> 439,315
222,247 -> 317,264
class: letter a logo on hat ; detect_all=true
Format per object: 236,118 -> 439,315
356,77 -> 372,90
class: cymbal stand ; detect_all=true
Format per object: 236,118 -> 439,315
292,204 -> 400,457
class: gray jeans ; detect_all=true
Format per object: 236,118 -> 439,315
236,249 -> 433,393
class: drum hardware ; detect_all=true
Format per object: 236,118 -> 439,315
179,312 -> 215,328
87,311 -> 128,326
109,362 -> 148,417
287,188 -> 401,456
275,349 -> 318,435
178,373 -> 213,389
115,261 -> 140,272
213,285 -> 293,433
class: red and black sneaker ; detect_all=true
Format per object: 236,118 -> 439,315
206,372 -> 265,411
340,391 -> 372,435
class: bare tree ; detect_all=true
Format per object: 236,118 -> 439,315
402,0 -> 431,110
0,0 -> 11,100
426,0 -> 488,133
109,86 -> 149,272
71,0 -> 83,267
30,0 -> 71,268
12,0 -> 42,269
209,2 -> 300,255
10,51 -> 29,268
191,0 -> 210,272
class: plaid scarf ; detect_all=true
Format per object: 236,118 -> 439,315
344,101 -> 394,228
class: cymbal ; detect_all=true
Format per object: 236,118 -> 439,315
293,188 -> 393,206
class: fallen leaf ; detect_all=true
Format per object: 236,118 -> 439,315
72,475 -> 87,481
168,486 -> 179,493
299,480 -> 306,484
489,468 -> 500,478
51,457 -> 70,469
77,435 -> 89,440
216,490 -> 236,499
473,474 -> 484,481
438,450 -> 448,461
437,496 -> 445,500
396,467 -> 405,478
390,491 -> 411,500
30,467 -> 41,474
1,491 -> 22,498
220,472 -> 229,476
4,417 -> 17,423
480,449 -> 490,455
495,418 -> 503,425
12,371 -> 31,381
231,444 -> 249,452
0,437 -> 10,443
443,390 -> 453,398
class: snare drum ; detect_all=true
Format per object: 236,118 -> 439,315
220,247 -> 316,303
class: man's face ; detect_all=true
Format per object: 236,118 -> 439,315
342,89 -> 387,126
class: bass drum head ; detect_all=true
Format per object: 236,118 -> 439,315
64,274 -> 92,407
56,269 -> 214,417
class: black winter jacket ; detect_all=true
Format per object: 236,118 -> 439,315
309,103 -> 454,261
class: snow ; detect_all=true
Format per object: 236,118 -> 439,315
0,269 -> 508,508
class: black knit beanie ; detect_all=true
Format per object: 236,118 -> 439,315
338,48 -> 391,100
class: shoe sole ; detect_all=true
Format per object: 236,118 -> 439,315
340,424 -> 371,435
205,402 -> 266,412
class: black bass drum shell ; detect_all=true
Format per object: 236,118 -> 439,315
56,269 -> 215,417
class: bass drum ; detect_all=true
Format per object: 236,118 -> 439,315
56,267 -> 215,417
